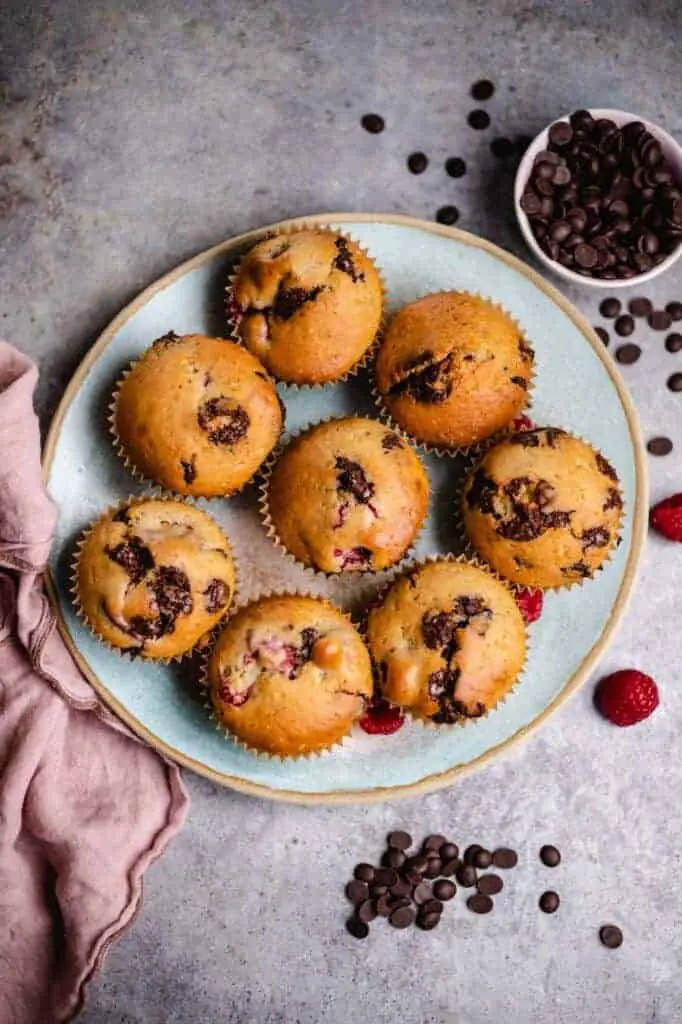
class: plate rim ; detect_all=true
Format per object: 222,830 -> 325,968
42,211 -> 649,805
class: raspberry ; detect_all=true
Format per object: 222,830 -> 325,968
594,669 -> 659,727
514,586 -> 544,624
359,698 -> 405,735
650,493 -> 682,542
512,414 -> 535,432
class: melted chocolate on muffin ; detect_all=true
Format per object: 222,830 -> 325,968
197,396 -> 250,446
105,537 -> 154,583
389,352 -> 454,404
203,578 -> 230,614
333,237 -> 365,282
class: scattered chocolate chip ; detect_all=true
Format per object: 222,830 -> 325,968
180,458 -> 196,485
477,874 -> 503,896
539,845 -> 561,867
357,899 -> 377,924
594,327 -> 610,346
599,924 -> 623,949
467,893 -> 494,914
354,864 -> 375,882
439,843 -> 459,861
272,284 -> 326,320
424,858 -> 443,879
197,397 -> 250,446
406,854 -> 428,875
491,137 -> 515,158
436,205 -> 460,225
389,905 -> 415,929
374,867 -> 398,888
445,156 -> 466,178
375,893 -> 393,917
539,891 -> 560,914
492,848 -> 518,869
382,849 -> 406,870
388,830 -> 412,851
473,849 -> 493,870
668,372 -> 682,391
361,113 -> 385,134
346,917 -> 369,939
471,79 -> 495,101
647,436 -> 673,456
416,911 -> 442,931
665,332 -> 682,352
433,879 -> 456,901
649,309 -> 673,331
407,151 -> 428,174
616,343 -> 641,364
468,109 -> 490,130
203,578 -> 229,614
548,121 -> 573,147
381,432 -> 403,451
424,834 -> 446,852
628,297 -> 653,317
614,314 -> 635,337
666,301 -> 682,321
599,298 -> 621,318
106,537 -> 154,583
463,844 -> 482,865
456,864 -> 478,888
346,880 -> 370,904
412,882 -> 433,905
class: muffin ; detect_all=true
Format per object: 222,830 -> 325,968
207,594 -> 373,757
113,333 -> 283,497
75,499 -> 236,660
366,559 -> 526,724
462,427 -> 623,589
228,229 -> 384,385
375,291 -> 534,450
264,417 -> 429,574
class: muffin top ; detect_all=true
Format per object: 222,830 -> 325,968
375,292 -> 534,449
266,417 -> 430,574
462,427 -> 623,588
208,594 -> 373,757
76,499 -> 236,659
230,230 -> 383,385
113,333 -> 283,497
366,560 -> 526,723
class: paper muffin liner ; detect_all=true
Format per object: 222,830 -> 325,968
371,290 -> 536,459
70,494 -> 240,664
224,221 -> 388,390
258,414 -> 429,580
360,551 -> 530,731
199,587 -> 370,761
108,346 -> 285,501
454,427 -> 626,593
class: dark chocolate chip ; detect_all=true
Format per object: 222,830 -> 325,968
441,858 -> 460,877
180,458 -> 196,484
614,314 -> 635,337
424,858 -> 443,879
468,109 -> 490,130
463,844 -> 483,865
539,845 -> 561,867
436,205 -> 460,225
456,864 -> 478,888
445,156 -> 467,178
346,917 -> 369,939
594,326 -> 610,346
361,113 -> 384,134
471,79 -> 495,101
665,332 -> 682,353
203,578 -> 229,614
354,864 -> 375,883
376,893 -> 393,917
615,343 -> 641,364
467,893 -> 494,914
346,880 -> 369,904
539,891 -> 560,914
405,854 -> 428,875
433,879 -> 456,901
407,151 -> 428,174
357,899 -> 377,924
413,882 -> 434,905
424,834 -> 447,852
649,310 -> 673,331
647,436 -> 673,456
389,905 -> 415,929
382,849 -> 406,870
665,301 -> 682,320
599,298 -> 621,318
599,924 -> 623,948
439,843 -> 459,861
548,121 -> 573,147
473,849 -> 493,870
477,874 -> 503,896
374,867 -> 398,888
492,848 -> 518,869
628,297 -> 653,317
387,830 -> 412,851
416,911 -> 442,930
668,372 -> 682,391
106,537 -> 154,583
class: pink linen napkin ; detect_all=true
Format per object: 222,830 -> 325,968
0,341 -> 189,1024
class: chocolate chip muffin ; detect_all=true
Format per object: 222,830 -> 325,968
207,594 -> 373,757
366,559 -> 526,724
113,333 -> 283,497
462,428 -> 623,589
264,417 -> 429,574
74,499 -> 236,660
228,229 -> 384,385
375,292 -> 534,450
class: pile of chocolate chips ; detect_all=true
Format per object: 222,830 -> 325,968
520,110 -> 682,280
345,831 -> 518,938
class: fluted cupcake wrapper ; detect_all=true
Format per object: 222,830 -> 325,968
371,289 -> 536,459
257,414 -> 428,580
70,494 -> 240,663
454,426 -> 626,592
199,588 -> 368,761
224,221 -> 388,390
361,551 -> 531,730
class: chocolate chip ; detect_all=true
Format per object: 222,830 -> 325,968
471,79 -> 495,100
180,458 -> 196,484
491,137 -> 515,158
539,891 -> 560,913
665,332 -> 682,352
647,436 -> 673,456
649,309 -> 673,331
668,372 -> 682,391
439,843 -> 459,861
628,297 -> 653,317
416,910 -> 442,930
492,848 -> 518,869
361,113 -> 384,134
424,858 -> 443,879
333,238 -> 364,282
197,397 -> 250,446
614,314 -> 635,337
389,905 -> 415,929
463,844 -> 482,865
413,882 -> 433,905
468,110 -> 490,130
374,867 -> 398,888
445,157 -> 466,178
436,205 -> 460,225
387,830 -> 412,851
203,578 -> 229,615
594,327 -> 610,346
539,845 -> 561,867
375,893 -> 393,917
346,917 -> 369,939
405,854 -> 428,875
467,893 -> 494,914
354,864 -> 375,882
456,864 -> 478,888
473,849 -> 493,870
407,151 -> 428,174
477,874 -> 503,896
423,834 -> 446,852
666,301 -> 682,320
272,284 -> 326,320
390,876 -> 412,899
599,298 -> 621,318
357,899 -> 377,923
433,879 -> 456,901
548,121 -> 573,147
382,849 -> 406,870
441,858 -> 460,877
346,880 -> 369,904
106,537 -> 154,583
616,343 -> 641,364
599,924 -> 623,948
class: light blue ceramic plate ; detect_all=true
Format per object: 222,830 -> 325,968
43,214 -> 648,804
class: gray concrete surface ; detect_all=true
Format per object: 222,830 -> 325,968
2,1 -> 682,1021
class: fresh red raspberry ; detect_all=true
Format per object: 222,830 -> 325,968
514,586 -> 544,624
650,493 -> 682,542
512,414 -> 535,431
594,669 -> 659,727
359,698 -> 405,735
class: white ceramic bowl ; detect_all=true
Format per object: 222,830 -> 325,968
514,108 -> 682,289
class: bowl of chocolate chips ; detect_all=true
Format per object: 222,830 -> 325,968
515,108 -> 682,288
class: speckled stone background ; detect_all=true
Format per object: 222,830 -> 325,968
2,1 -> 682,1022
